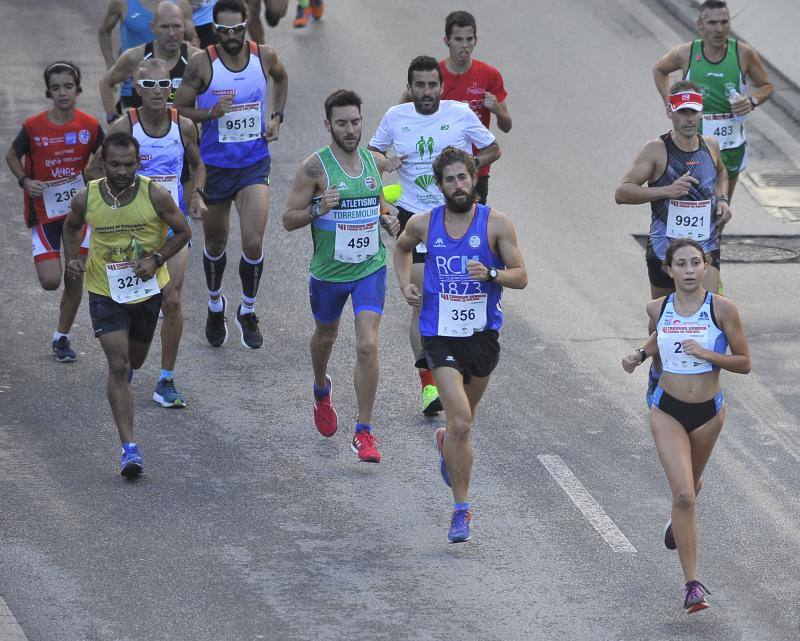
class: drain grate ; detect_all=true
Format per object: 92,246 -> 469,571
748,172 -> 800,188
633,235 -> 800,263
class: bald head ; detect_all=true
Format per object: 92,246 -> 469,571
151,1 -> 185,53
155,0 -> 183,20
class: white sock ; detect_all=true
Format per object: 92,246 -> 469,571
53,331 -> 68,341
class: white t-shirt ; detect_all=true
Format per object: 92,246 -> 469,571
369,100 -> 496,214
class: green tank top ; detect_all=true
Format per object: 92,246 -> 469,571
309,146 -> 386,282
685,38 -> 745,115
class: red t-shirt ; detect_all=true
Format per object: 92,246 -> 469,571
439,59 -> 507,177
13,110 -> 103,226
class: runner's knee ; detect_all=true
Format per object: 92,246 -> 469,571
673,492 -> 696,512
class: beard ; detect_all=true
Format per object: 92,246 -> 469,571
444,186 -> 476,213
413,95 -> 440,116
221,38 -> 244,55
331,128 -> 361,152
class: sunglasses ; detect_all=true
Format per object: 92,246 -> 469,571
137,79 -> 172,89
214,22 -> 247,35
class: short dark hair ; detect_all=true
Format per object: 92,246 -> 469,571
102,132 -> 140,159
213,0 -> 247,22
324,89 -> 362,121
669,80 -> 702,95
699,0 -> 728,16
44,61 -> 82,97
445,11 -> 477,39
407,55 -> 442,86
433,146 -> 476,184
664,238 -> 708,268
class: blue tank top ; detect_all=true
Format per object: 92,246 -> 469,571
192,0 -> 216,26
119,0 -> 156,98
420,204 -> 504,337
196,42 -> 269,168
648,133 -> 719,260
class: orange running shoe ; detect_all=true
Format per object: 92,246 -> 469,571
293,4 -> 311,28
310,0 -> 324,20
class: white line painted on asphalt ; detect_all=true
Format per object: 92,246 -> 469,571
0,595 -> 29,641
538,455 -> 638,554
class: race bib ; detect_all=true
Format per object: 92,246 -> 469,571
42,174 -> 85,218
149,174 -> 180,206
658,323 -> 711,373
218,102 -> 261,143
702,113 -> 745,150
437,293 -> 487,337
105,261 -> 161,303
666,199 -> 712,240
334,221 -> 379,263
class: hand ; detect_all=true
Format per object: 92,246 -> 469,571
379,213 -> 400,237
318,187 -> 340,215
715,200 -> 732,232
385,153 -> 407,172
133,256 -> 157,280
483,91 -> 499,113
264,117 -> 281,142
663,171 -> 698,199
730,95 -> 752,116
621,353 -> 641,373
466,259 -> 490,281
23,179 -> 46,198
189,192 -> 207,221
65,258 -> 86,278
213,94 -> 235,118
401,283 -> 422,308
680,339 -> 708,359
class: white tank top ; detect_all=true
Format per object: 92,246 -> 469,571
129,107 -> 185,209
656,292 -> 727,374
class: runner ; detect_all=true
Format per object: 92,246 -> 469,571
282,90 -> 399,462
622,238 -> 750,612
369,55 -> 500,417
394,147 -> 527,542
191,0 -> 219,48
99,0 -> 198,114
63,132 -> 191,477
246,0 -> 289,43
653,0 -> 773,200
5,61 -> 104,362
89,58 -> 208,408
175,0 -> 288,349
100,1 -> 202,120
292,0 -> 323,29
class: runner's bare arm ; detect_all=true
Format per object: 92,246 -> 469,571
5,142 -> 26,184
174,52 -> 212,122
63,189 -> 88,274
741,43 -> 774,107
700,297 -> 750,373
98,0 -> 125,69
615,140 -> 683,204
282,155 -> 324,231
262,46 -> 288,141
180,117 -> 208,220
653,43 -> 691,106
150,183 -> 192,260
704,136 -> 732,231
485,211 -> 527,289
99,47 -> 143,118
394,213 -> 427,307
474,141 -> 500,170
484,94 -> 512,133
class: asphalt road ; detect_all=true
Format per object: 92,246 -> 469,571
1,1 -> 799,640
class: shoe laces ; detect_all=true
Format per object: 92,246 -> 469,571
684,580 -> 710,605
355,431 -> 379,448
451,508 -> 470,527
160,378 -> 177,394
241,311 -> 260,330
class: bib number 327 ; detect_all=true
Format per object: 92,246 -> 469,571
105,262 -> 161,303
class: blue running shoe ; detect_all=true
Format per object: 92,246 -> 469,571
448,508 -> 472,543
153,378 -> 187,408
120,442 -> 143,478
646,363 -> 661,409
52,336 -> 77,363
435,427 -> 451,487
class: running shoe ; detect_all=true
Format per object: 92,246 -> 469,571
153,378 -> 187,408
351,430 -> 381,463
292,3 -> 311,27
52,336 -> 77,363
663,519 -> 676,550
683,580 -> 711,613
310,0 -> 324,19
435,427 -> 452,487
120,442 -> 143,478
422,384 -> 443,416
235,305 -> 263,349
448,508 -> 472,543
205,296 -> 228,347
313,375 -> 338,437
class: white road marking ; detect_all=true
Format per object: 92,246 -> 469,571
0,595 -> 29,641
538,455 -> 638,554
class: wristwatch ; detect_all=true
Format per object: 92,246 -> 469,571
270,111 -> 284,122
749,96 -> 759,109
194,187 -> 207,202
17,175 -> 26,189
487,267 -> 498,281
636,348 -> 647,363
151,252 -> 165,267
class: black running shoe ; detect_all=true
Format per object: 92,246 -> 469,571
52,336 -> 77,363
205,296 -> 228,347
236,305 -> 263,349
664,519 -> 676,550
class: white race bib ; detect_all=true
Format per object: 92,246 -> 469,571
218,102 -> 261,143
437,293 -> 487,337
149,174 -> 180,206
658,323 -> 711,373
105,261 -> 161,303
42,174 -> 85,218
702,113 -> 745,150
334,221 -> 379,263
666,199 -> 712,240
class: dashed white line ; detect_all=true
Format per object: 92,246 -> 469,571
538,454 -> 637,554
0,595 -> 29,641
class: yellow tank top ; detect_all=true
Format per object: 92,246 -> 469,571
85,176 -> 169,301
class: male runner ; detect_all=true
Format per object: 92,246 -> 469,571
175,0 -> 288,349
100,1 -> 202,120
89,58 -> 208,408
283,89 -> 400,463
63,132 -> 191,477
369,55 -> 500,417
5,61 -> 104,362
394,147 -> 527,542
191,0 -> 219,48
246,0 -> 289,43
653,0 -> 773,200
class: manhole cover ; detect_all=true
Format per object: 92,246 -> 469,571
722,240 -> 799,262
748,172 -> 800,188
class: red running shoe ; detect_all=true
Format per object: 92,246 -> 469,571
313,375 -> 338,437
351,430 -> 381,463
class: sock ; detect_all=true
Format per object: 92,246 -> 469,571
52,331 -> 68,341
419,369 -> 435,389
241,294 -> 256,315
239,254 -> 263,314
355,422 -> 371,434
208,296 -> 224,312
313,380 -> 330,400
454,502 -> 470,512
203,248 -> 227,296
159,369 -> 174,381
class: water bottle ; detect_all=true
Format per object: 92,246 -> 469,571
726,88 -> 745,122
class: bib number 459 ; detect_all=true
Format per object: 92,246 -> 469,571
347,236 -> 370,249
